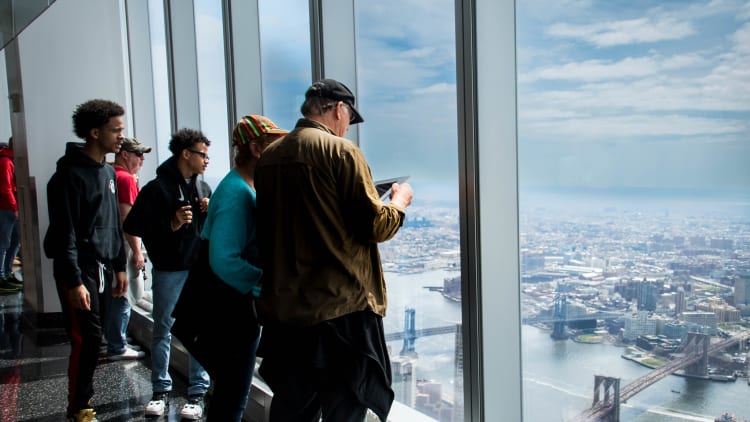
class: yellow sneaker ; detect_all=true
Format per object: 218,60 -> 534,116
67,408 -> 98,422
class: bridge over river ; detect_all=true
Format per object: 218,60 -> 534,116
573,332 -> 750,421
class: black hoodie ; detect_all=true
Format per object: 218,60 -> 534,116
123,156 -> 211,271
44,142 -> 126,289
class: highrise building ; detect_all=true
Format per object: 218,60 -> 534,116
391,355 -> 417,407
734,273 -> 750,306
638,281 -> 659,312
675,287 -> 686,315
623,311 -> 657,342
682,311 -> 718,334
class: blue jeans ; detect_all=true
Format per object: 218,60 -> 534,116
102,284 -> 130,354
102,242 -> 140,354
0,210 -> 19,278
151,269 -> 210,396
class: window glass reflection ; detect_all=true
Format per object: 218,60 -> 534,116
518,1 -> 750,420
356,2 -> 463,421
147,0 -> 171,158
194,0 -> 229,188
258,0 -> 311,130
141,0 -> 171,301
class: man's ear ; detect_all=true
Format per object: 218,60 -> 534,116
336,101 -> 346,122
90,128 -> 100,140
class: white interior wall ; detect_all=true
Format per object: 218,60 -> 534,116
18,0 -> 130,312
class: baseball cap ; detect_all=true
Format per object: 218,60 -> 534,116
233,115 -> 289,146
121,137 -> 152,154
305,79 -> 364,124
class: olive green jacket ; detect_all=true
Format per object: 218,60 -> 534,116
255,118 -> 405,325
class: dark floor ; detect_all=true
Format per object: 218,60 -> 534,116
0,288 -> 198,421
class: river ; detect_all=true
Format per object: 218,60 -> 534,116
383,269 -> 750,421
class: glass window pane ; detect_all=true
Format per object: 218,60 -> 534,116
194,0 -> 230,188
12,0 -> 50,34
148,0 -> 171,157
141,0 -> 171,300
356,2 -> 463,421
258,0 -> 311,130
518,1 -> 750,421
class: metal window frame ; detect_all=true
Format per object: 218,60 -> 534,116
456,0 -> 523,420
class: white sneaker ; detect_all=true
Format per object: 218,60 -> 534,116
107,347 -> 145,360
180,395 -> 204,420
145,393 -> 169,417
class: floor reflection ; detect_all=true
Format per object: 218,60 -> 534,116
0,289 -> 194,421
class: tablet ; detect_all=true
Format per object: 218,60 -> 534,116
374,176 -> 410,200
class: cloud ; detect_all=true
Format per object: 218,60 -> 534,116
522,57 -> 661,82
741,0 -> 750,20
547,17 -> 695,47
413,83 -> 455,95
731,21 -> 750,53
520,113 -> 747,141
518,4 -> 750,153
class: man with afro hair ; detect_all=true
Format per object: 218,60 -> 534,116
124,128 -> 212,419
44,99 -> 129,422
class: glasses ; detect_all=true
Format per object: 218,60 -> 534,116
122,149 -> 143,157
342,103 -> 356,124
188,149 -> 210,161
324,101 -> 355,124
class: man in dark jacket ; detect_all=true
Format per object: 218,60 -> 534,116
123,128 -> 211,419
44,99 -> 128,422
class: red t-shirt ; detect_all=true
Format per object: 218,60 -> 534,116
114,165 -> 139,206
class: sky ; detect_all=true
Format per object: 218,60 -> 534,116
189,0 -> 750,200
516,0 -> 750,195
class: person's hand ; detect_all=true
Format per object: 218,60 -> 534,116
172,205 -> 193,230
68,284 -> 91,310
200,197 -> 209,213
390,182 -> 413,209
131,250 -> 145,271
113,272 -> 128,297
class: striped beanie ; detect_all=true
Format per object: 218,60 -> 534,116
232,115 -> 288,146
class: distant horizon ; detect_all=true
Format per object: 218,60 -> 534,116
402,179 -> 750,204
521,185 -> 750,201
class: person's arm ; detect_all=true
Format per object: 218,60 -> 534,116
342,148 -> 411,243
47,172 -> 91,310
119,202 -> 145,270
112,271 -> 128,297
124,183 -> 172,238
47,172 -> 84,288
116,172 -> 145,270
206,183 -> 262,294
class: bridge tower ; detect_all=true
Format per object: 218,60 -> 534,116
551,282 -> 569,340
681,332 -> 710,377
400,307 -> 418,357
592,375 -> 620,422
